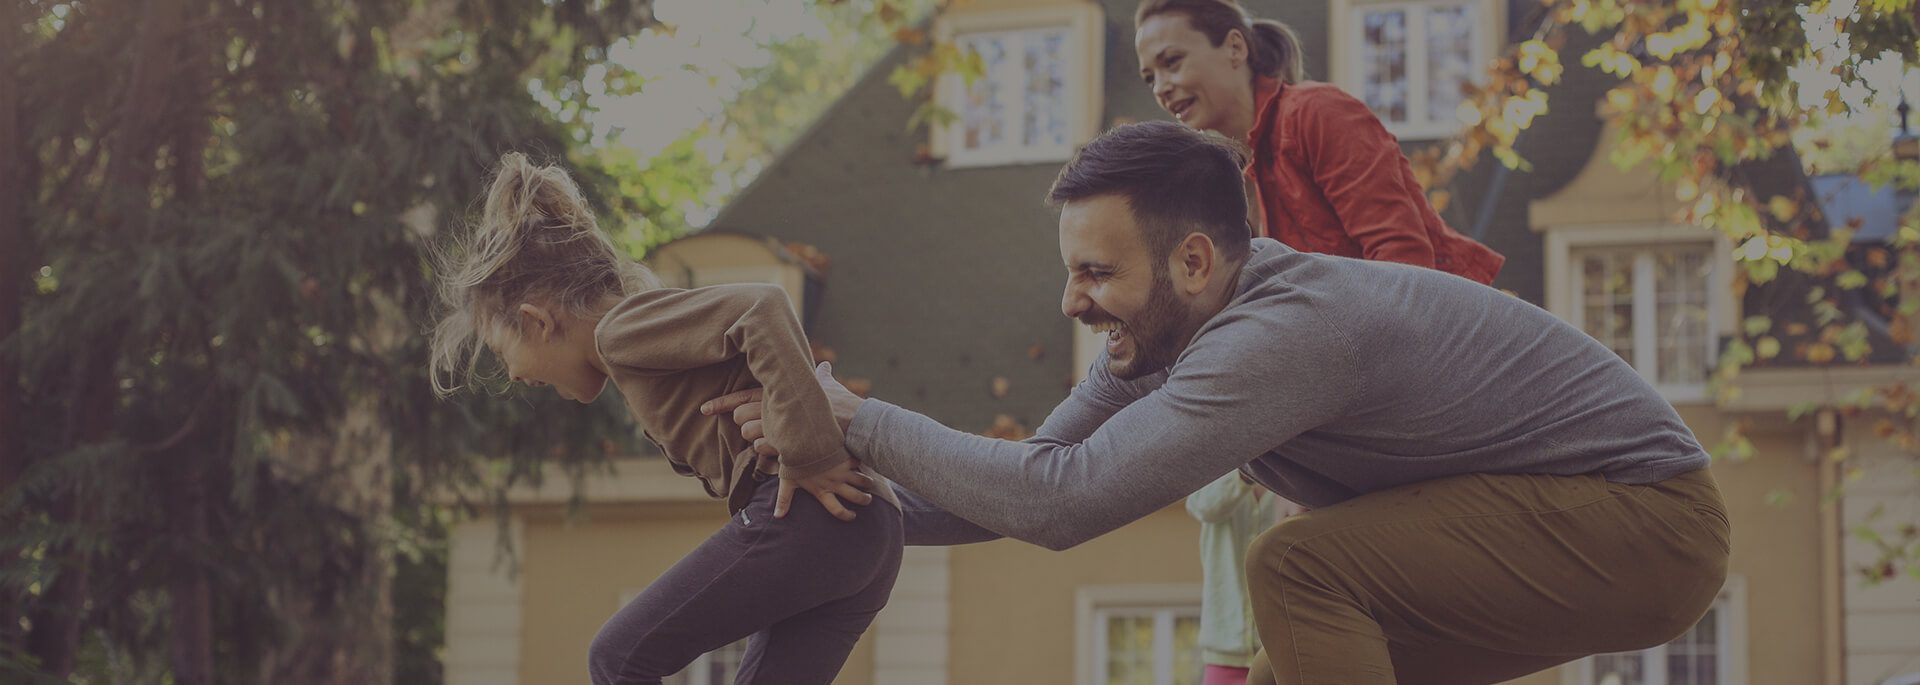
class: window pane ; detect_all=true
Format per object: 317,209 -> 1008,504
1424,3 -> 1476,125
1022,28 -> 1070,148
1173,615 -> 1202,685
1579,251 -> 1636,363
1666,606 -> 1720,685
1654,247 -> 1713,385
1591,652 -> 1650,685
1360,8 -> 1409,124
1106,616 -> 1158,685
958,33 -> 1008,152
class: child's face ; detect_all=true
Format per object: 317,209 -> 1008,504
487,304 -> 609,404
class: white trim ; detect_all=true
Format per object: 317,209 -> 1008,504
1560,575 -> 1749,685
872,546 -> 952,684
445,517 -> 525,685
1075,584 -> 1203,685
932,3 -> 1103,167
1543,223 -> 1734,406
1330,0 -> 1501,140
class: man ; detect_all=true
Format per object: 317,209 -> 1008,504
705,120 -> 1729,684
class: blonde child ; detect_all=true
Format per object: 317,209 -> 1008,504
430,153 -> 901,685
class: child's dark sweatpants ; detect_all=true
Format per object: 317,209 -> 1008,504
587,478 -> 903,685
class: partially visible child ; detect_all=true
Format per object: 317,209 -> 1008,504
430,153 -> 901,685
1187,471 -> 1291,685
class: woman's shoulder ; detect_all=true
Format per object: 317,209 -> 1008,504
1278,81 -> 1372,113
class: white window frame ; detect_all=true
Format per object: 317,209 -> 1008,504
932,4 -> 1103,168
1330,0 -> 1502,140
1561,576 -> 1748,685
1075,584 -> 1203,685
1544,223 -> 1735,405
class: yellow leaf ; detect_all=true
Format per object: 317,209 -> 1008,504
1429,190 -> 1451,212
1768,196 -> 1798,222
1651,67 -> 1677,99
1756,336 -> 1781,359
1805,342 -> 1837,364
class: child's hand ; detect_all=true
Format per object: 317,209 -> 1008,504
778,458 -> 877,522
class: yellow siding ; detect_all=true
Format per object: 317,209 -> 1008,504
949,504 -> 1203,684
516,501 -> 877,685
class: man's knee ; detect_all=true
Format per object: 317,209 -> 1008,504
1245,515 -> 1320,594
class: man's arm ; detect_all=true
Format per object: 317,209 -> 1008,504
847,311 -> 1361,551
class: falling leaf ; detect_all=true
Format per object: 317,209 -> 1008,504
811,343 -> 837,364
981,414 -> 1032,440
845,378 -> 873,398
990,376 -> 1010,398
1027,344 -> 1046,360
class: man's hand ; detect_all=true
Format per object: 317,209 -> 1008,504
779,458 -> 877,521
702,362 -> 862,457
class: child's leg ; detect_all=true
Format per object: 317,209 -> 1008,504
731,543 -> 901,685
731,484 -> 903,685
587,479 -> 903,685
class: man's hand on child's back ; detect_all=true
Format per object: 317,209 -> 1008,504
778,459 -> 877,521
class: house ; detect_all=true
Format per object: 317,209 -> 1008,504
442,1 -> 1920,683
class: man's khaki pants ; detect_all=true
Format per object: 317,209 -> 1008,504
1241,469 -> 1729,685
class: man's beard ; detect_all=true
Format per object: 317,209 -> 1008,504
1104,268 -> 1190,380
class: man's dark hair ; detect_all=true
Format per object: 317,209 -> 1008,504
1046,120 -> 1253,264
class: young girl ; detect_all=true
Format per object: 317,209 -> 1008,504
430,153 -> 902,685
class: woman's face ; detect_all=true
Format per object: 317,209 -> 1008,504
1135,13 -> 1250,135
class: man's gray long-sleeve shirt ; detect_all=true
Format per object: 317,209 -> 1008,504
849,238 -> 1709,551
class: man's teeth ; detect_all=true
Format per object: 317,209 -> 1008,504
1090,322 -> 1121,335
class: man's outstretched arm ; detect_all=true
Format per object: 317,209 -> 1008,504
846,314 -> 1357,551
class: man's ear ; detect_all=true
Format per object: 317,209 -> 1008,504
517,303 -> 560,342
1172,232 -> 1218,296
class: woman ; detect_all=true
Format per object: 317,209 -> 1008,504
1133,0 -> 1503,284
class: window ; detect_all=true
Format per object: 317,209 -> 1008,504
1544,225 -> 1733,404
1564,578 -> 1748,685
1571,243 -> 1718,396
1337,0 -> 1493,139
934,5 -> 1103,167
1076,584 -> 1204,685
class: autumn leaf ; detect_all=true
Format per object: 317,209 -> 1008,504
990,376 -> 1010,398
1805,342 -> 1838,364
1768,196 -> 1798,222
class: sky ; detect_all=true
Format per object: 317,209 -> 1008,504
582,0 -> 840,159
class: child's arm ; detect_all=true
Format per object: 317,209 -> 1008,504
601,284 -> 873,520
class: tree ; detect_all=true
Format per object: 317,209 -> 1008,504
1399,0 -> 1920,582
3,1 -> 663,682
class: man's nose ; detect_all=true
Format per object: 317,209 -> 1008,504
1062,284 -> 1089,320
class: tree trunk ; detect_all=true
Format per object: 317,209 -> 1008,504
0,0 -> 30,658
